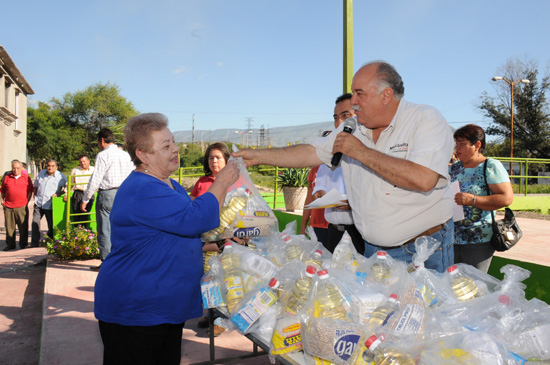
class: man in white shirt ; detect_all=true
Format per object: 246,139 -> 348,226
81,129 -> 134,269
312,93 -> 364,255
66,155 -> 95,225
234,61 -> 454,272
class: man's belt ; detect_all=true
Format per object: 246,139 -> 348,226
331,223 -> 354,232
403,219 -> 451,245
98,187 -> 119,191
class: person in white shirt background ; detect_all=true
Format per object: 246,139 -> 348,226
81,128 -> 134,270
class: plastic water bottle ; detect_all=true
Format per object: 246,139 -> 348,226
282,232 -> 302,261
221,242 -> 244,313
447,264 -> 478,301
305,249 -> 323,271
365,335 -> 415,365
314,269 -> 348,320
284,265 -> 317,315
370,251 -> 391,282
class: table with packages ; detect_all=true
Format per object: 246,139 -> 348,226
191,308 -> 306,365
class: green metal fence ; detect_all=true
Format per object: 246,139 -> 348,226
60,156 -> 550,228
492,157 -> 550,195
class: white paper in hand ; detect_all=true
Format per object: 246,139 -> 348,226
304,188 -> 347,209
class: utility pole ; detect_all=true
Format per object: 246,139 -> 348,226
343,0 -> 354,93
192,114 -> 195,144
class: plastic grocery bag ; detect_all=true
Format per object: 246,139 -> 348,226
202,147 -> 279,242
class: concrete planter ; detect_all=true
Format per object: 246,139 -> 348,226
282,186 -> 307,212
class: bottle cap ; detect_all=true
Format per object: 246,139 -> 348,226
365,335 -> 381,350
317,269 -> 329,279
306,265 -> 317,276
314,249 -> 322,256
224,242 -> 233,249
389,294 -> 398,301
499,294 -> 511,306
447,264 -> 458,274
269,278 -> 279,288
376,251 -> 387,258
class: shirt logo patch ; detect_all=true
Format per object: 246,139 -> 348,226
389,143 -> 408,153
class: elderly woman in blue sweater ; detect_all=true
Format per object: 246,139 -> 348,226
94,113 -> 239,364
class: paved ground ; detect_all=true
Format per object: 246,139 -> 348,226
0,204 -> 275,365
0,204 -> 548,364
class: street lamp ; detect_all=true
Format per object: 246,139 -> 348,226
235,130 -> 253,147
491,76 -> 530,175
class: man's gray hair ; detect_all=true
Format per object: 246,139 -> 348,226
365,61 -> 405,100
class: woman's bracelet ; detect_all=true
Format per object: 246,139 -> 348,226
473,195 -> 477,207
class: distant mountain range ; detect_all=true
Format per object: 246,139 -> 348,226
173,121 -> 335,147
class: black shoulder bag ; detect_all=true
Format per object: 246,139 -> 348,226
483,159 -> 522,251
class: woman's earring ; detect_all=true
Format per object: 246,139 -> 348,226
145,165 -> 148,173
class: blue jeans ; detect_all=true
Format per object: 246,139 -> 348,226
97,189 -> 117,261
363,219 -> 454,273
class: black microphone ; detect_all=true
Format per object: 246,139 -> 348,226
331,117 -> 357,167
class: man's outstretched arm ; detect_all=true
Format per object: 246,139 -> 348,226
233,144 -> 322,168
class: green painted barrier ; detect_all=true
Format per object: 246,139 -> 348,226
52,194 -> 97,235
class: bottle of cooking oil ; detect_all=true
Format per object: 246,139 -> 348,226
350,294 -> 399,364
283,232 -> 302,261
447,264 -> 478,301
221,242 -> 244,313
220,190 -> 250,228
305,249 -> 323,271
367,294 -> 399,330
365,335 -> 415,365
314,269 -> 349,320
203,190 -> 251,241
370,251 -> 391,282
284,265 -> 317,315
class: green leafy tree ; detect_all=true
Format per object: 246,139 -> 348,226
50,82 -> 139,157
28,83 -> 139,171
27,102 -> 84,170
478,57 -> 550,159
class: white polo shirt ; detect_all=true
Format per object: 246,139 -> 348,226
311,99 -> 454,247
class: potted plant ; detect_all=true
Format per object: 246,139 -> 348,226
277,168 -> 310,211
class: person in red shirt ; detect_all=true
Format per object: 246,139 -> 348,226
1,160 -> 33,250
300,144 -> 330,247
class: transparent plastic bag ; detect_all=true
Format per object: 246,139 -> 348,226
409,237 -> 456,308
230,278 -> 280,334
301,269 -> 365,364
200,255 -> 227,309
202,147 -> 279,241
330,232 -> 359,271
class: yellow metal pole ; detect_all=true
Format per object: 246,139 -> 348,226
343,0 -> 354,93
65,177 -> 72,227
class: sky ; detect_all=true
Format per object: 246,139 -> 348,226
3,0 -> 550,134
